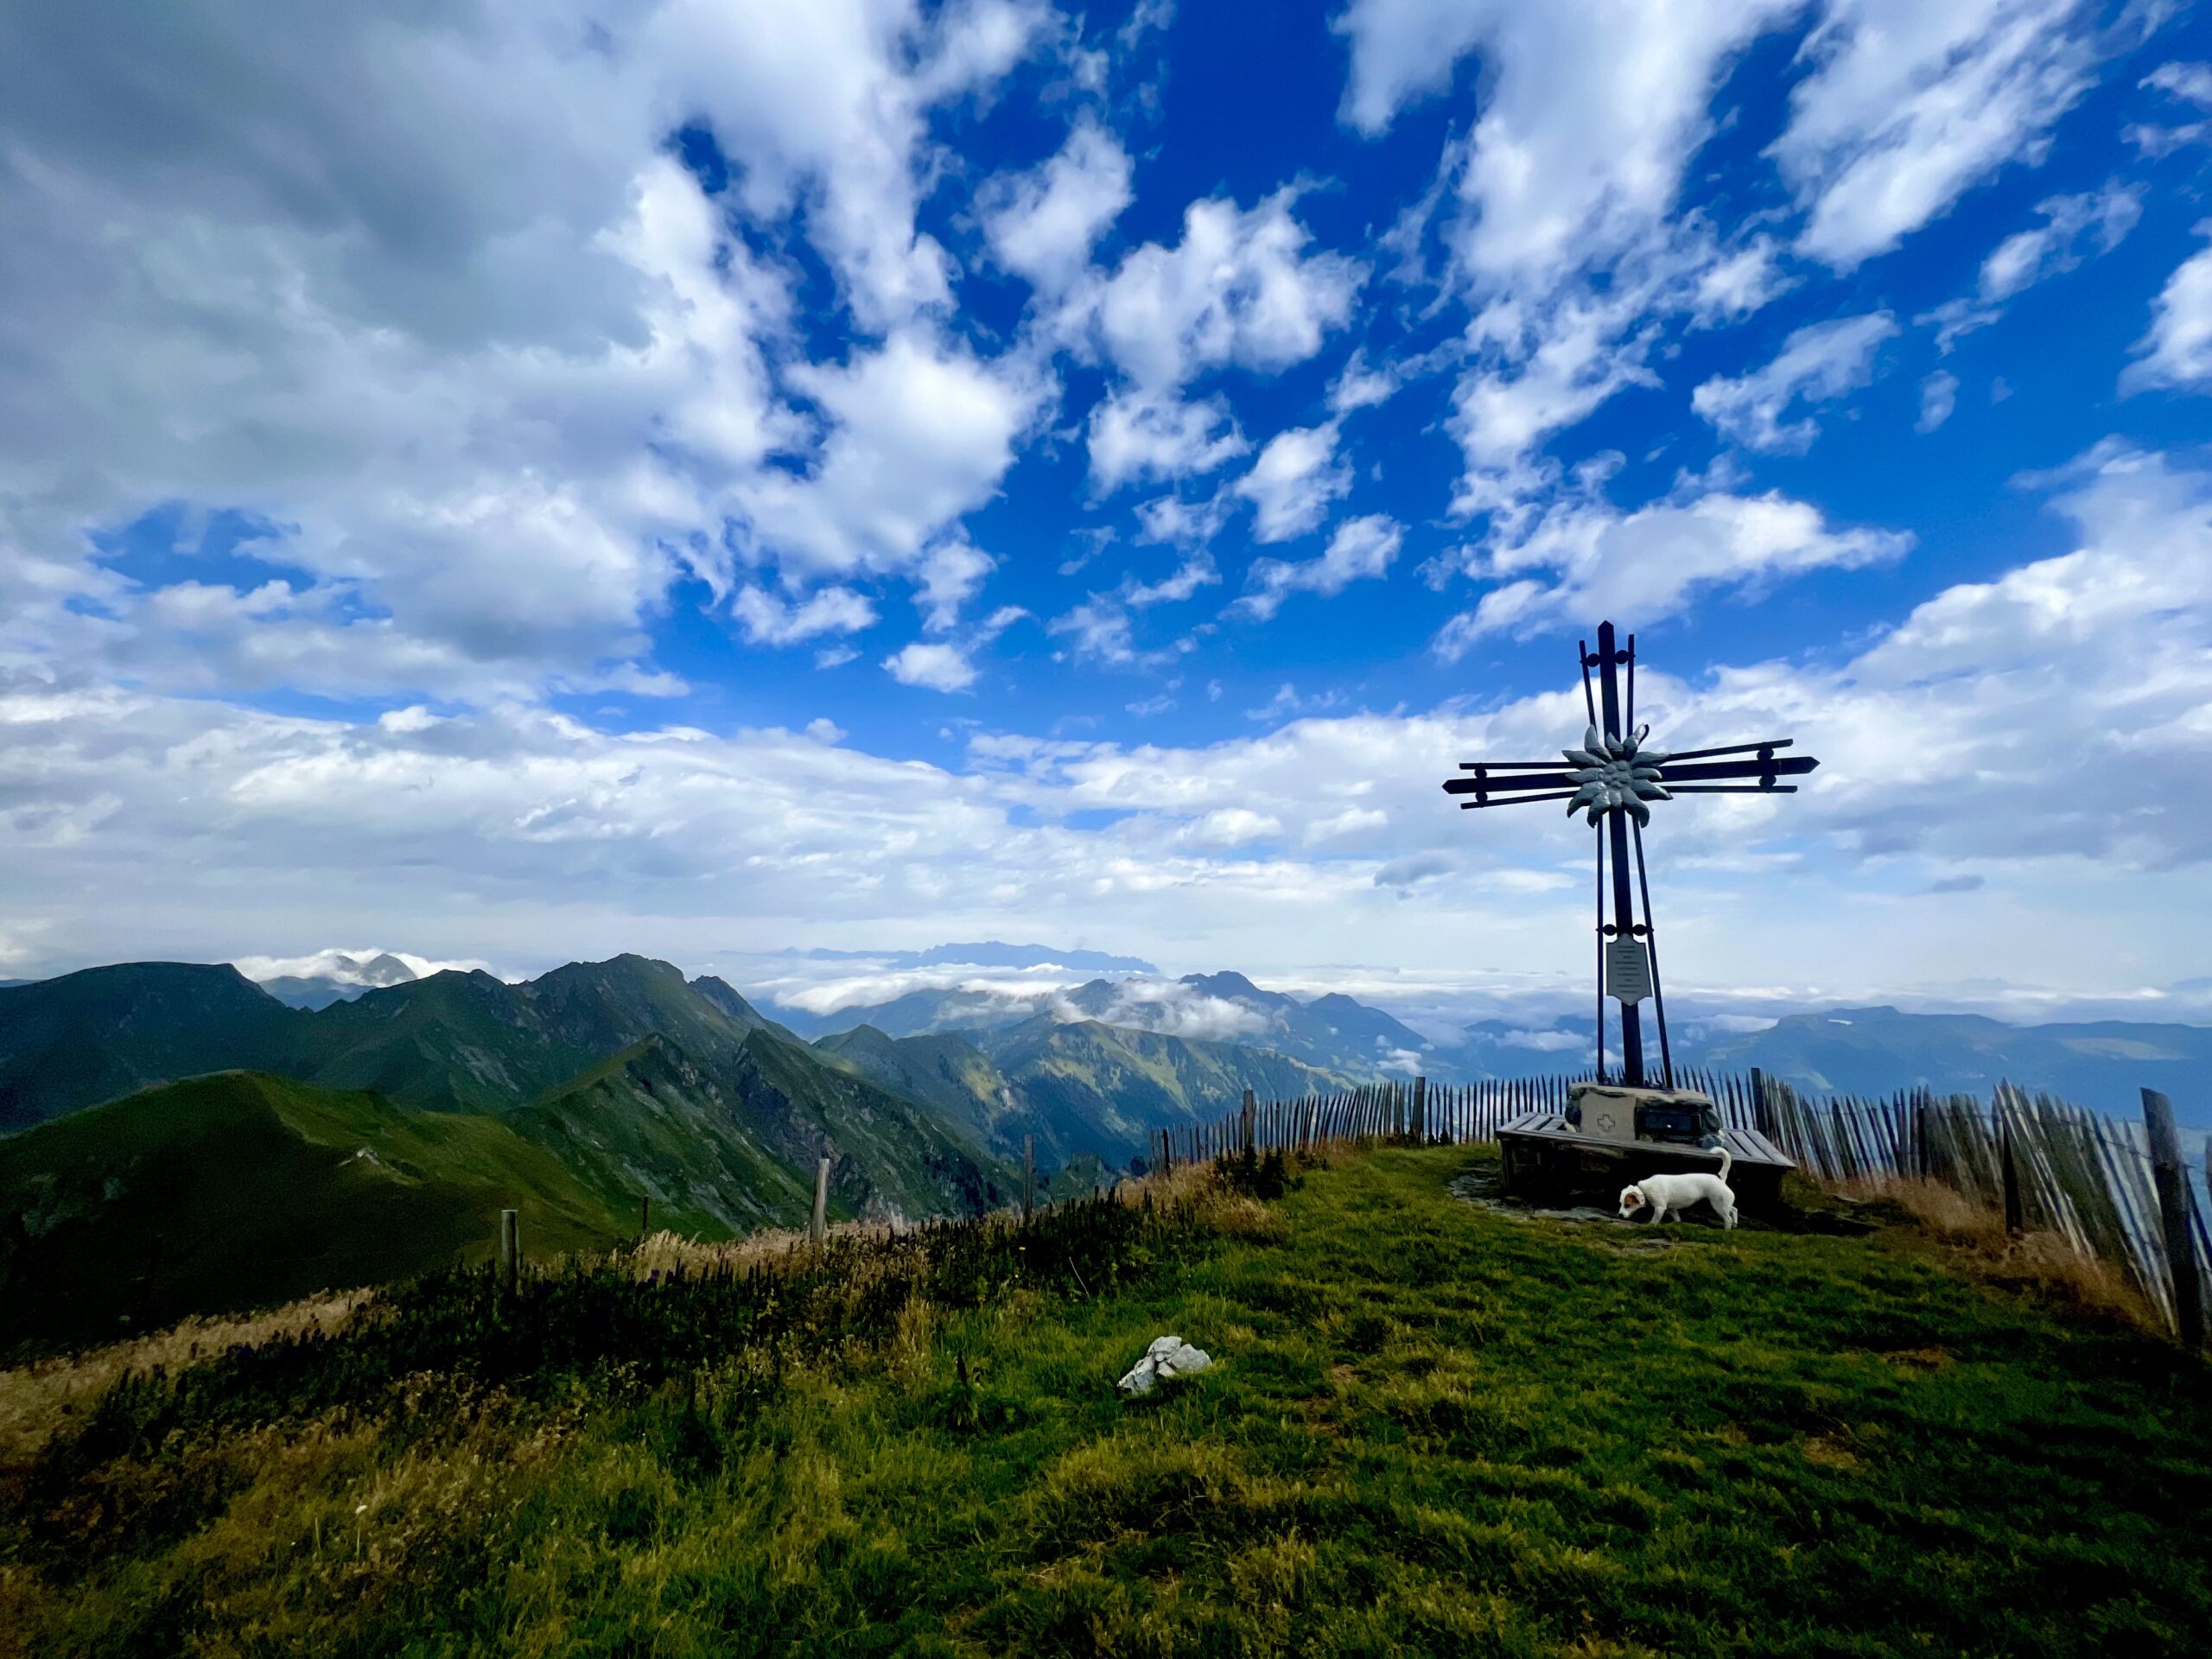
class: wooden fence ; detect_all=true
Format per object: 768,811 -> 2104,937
1151,1068 -> 2211,1344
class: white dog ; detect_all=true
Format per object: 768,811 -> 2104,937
1619,1147 -> 1738,1229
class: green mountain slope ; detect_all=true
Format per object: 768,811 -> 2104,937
814,1024 -> 1014,1147
823,1016 -> 1354,1167
723,1027 -> 1012,1219
0,1071 -> 628,1351
507,1036 -> 814,1237
301,955 -> 768,1112
0,963 -> 301,1132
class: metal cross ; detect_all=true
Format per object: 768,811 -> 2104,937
1440,620 -> 1818,1090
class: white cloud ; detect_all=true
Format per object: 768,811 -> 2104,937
2123,225 -> 2212,393
1083,189 -> 1364,392
1434,485 -> 1910,651
1304,806 -> 1390,845
1916,370 -> 1960,433
1449,284 -> 1663,518
732,586 -> 878,646
1773,0 -> 2098,269
5,446 -> 2209,1007
916,539 -> 996,632
885,640 -> 982,692
1085,389 -> 1249,492
1234,424 -> 1351,543
653,0 -> 1051,328
1692,237 -> 1798,323
1980,182 -> 2143,301
1337,0 -> 1796,282
1134,492 -> 1232,548
1239,514 -> 1404,621
881,603 -> 1026,693
1692,311 -> 1898,452
2128,60 -> 2212,156
1328,350 -> 1400,414
1179,808 -> 1284,849
737,328 -> 1046,583
0,3 -> 1054,709
981,116 -> 1135,292
231,947 -> 487,985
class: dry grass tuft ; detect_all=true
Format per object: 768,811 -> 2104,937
1832,1175 -> 2166,1337
0,1288 -> 374,1469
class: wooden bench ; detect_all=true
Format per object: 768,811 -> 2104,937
1497,1109 -> 1795,1214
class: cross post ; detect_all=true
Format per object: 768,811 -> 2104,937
1441,620 -> 1818,1091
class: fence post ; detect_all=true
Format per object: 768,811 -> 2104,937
1750,1067 -> 1771,1137
810,1156 -> 830,1244
2142,1089 -> 2203,1345
1414,1074 -> 1428,1144
1023,1135 -> 1036,1217
1241,1089 -> 1255,1157
1999,1116 -> 2024,1236
499,1209 -> 519,1298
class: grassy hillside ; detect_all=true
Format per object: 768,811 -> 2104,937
509,1036 -> 816,1237
975,1014 -> 1351,1163
815,1024 -> 1014,1147
7,1146 -> 2204,1656
0,964 -> 300,1132
726,1027 -> 1013,1219
0,1072 -> 629,1352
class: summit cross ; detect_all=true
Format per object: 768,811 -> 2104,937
1441,620 -> 1818,1090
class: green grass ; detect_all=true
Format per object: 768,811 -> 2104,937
5,1145 -> 2209,1656
0,1071 -> 632,1353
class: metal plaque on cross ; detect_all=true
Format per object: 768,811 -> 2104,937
1606,938 -> 1652,1005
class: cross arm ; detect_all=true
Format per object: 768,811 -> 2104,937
1440,747 -> 1816,802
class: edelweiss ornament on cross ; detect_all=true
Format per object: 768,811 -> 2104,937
1442,621 -> 1818,1090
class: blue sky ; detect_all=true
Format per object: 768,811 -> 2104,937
1,1 -> 2209,1030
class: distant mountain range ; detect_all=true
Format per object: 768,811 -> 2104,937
0,956 -> 1360,1344
784,941 -> 1159,973
4,950 -> 2206,1347
1696,1007 -> 2212,1124
776,968 -> 1454,1078
1455,1006 -> 2212,1125
819,1014 -> 1352,1167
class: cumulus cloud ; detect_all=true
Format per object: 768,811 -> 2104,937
1433,485 -> 1911,650
733,586 -> 879,647
6,444 -> 2209,1004
2123,226 -> 2212,393
736,328 -> 1046,582
1233,424 -> 1352,543
1085,389 -> 1249,492
882,605 -> 1026,692
1692,312 -> 1898,452
1980,181 -> 2143,301
1072,189 -> 1363,491
1238,515 -> 1404,621
1337,0 -> 1795,281
0,4 -> 1066,712
1773,0 -> 2099,269
980,116 -> 1135,292
1916,371 -> 1960,433
1086,190 -> 1366,389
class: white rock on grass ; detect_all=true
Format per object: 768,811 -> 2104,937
1116,1334 -> 1212,1397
